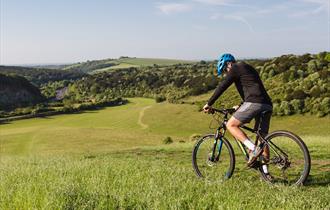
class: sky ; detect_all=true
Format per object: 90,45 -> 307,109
0,0 -> 329,65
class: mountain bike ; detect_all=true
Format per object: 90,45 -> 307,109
192,108 -> 311,185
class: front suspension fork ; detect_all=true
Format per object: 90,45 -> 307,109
210,129 -> 224,161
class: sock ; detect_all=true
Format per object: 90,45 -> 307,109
262,165 -> 269,174
243,139 -> 256,151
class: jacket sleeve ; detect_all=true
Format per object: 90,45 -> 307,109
207,71 -> 236,106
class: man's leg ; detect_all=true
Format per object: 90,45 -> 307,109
227,116 -> 256,151
254,115 -> 269,160
255,111 -> 272,173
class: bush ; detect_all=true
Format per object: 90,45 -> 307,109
320,97 -> 330,115
272,103 -> 281,116
163,136 -> 173,144
190,134 -> 202,142
286,90 -> 308,100
155,95 -> 166,103
280,101 -> 294,115
310,86 -> 321,98
290,99 -> 304,114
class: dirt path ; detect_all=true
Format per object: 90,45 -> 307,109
138,106 -> 152,129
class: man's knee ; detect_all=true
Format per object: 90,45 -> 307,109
227,117 -> 242,131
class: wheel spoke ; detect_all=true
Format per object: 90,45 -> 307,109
193,135 -> 235,182
260,131 -> 310,185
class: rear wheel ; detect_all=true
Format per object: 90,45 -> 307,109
192,134 -> 235,182
259,130 -> 311,185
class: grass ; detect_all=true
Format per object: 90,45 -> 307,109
0,98 -> 329,209
117,57 -> 194,66
63,57 -> 195,73
98,58 -> 195,71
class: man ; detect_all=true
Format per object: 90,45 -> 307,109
203,53 -> 272,174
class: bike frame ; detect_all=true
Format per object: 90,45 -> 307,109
210,109 -> 289,162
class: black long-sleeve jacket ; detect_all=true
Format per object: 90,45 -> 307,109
207,62 -> 272,106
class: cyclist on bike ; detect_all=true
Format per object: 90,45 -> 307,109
203,53 -> 272,173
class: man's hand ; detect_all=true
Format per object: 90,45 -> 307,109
203,104 -> 213,113
233,105 -> 240,111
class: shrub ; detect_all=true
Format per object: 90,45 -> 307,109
324,52 -> 330,62
280,101 -> 294,115
155,95 -> 166,103
320,97 -> 330,115
286,90 -> 308,101
190,134 -> 202,142
290,99 -> 304,114
163,136 -> 173,144
310,86 -> 321,98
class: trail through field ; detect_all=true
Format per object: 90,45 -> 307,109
138,105 -> 152,129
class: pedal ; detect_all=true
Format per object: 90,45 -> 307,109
245,160 -> 262,170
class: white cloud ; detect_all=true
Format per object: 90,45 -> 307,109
302,0 -> 328,5
210,13 -> 254,32
289,5 -> 326,17
156,3 -> 192,15
193,0 -> 232,6
289,0 -> 329,17
224,15 -> 254,32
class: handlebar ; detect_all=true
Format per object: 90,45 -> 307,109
209,108 -> 236,115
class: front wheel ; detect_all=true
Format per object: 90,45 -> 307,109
259,130 -> 311,185
192,134 -> 235,182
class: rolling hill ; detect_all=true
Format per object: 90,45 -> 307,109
0,74 -> 45,110
63,57 -> 195,73
0,98 -> 329,209
0,65 -> 85,86
0,52 -> 329,118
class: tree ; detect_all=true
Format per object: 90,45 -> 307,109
280,101 -> 294,115
310,86 -> 321,98
290,99 -> 304,114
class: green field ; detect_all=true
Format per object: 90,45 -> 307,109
117,57 -> 194,66
63,57 -> 195,73
100,58 -> 195,71
0,98 -> 329,209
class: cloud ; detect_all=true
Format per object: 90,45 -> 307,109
156,3 -> 192,15
289,5 -> 326,17
302,0 -> 328,5
193,0 -> 256,10
224,15 -> 254,32
289,0 -> 329,17
193,0 -> 232,6
210,13 -> 254,32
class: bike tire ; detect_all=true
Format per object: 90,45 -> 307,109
259,130 -> 311,186
192,134 -> 235,181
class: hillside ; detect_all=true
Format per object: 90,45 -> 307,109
0,98 -> 329,209
1,52 -> 329,118
63,57 -> 195,73
0,65 -> 85,86
61,52 -> 329,117
0,74 -> 45,110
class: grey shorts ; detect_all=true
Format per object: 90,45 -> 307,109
233,102 -> 273,135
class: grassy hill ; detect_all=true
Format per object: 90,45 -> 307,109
63,57 -> 195,73
0,65 -> 85,86
61,52 -> 329,117
0,98 -> 329,209
0,74 -> 45,110
1,52 -> 329,118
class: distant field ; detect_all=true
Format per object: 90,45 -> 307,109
118,57 -> 194,66
63,57 -> 195,73
94,63 -> 139,73
0,98 -> 329,209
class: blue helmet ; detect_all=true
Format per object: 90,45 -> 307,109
217,53 -> 236,76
